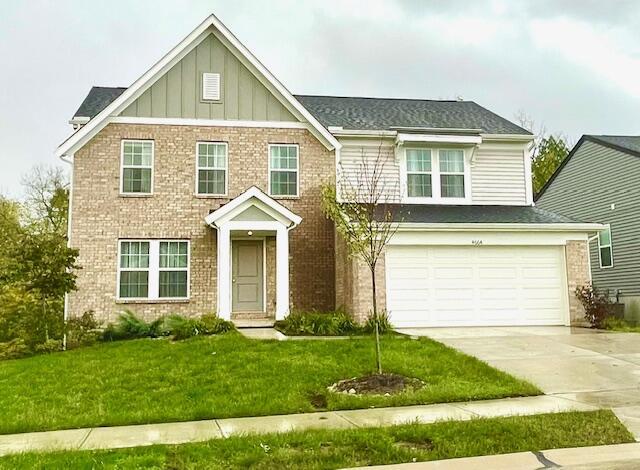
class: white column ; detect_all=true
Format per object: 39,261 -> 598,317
275,225 -> 290,320
217,225 -> 231,320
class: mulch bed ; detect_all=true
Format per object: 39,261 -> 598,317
329,373 -> 425,396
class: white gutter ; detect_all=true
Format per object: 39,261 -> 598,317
395,222 -> 606,232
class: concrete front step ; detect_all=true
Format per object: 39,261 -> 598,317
232,318 -> 275,328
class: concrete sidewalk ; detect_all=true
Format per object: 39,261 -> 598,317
0,395 -> 595,457
353,442 -> 640,469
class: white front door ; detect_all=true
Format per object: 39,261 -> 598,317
385,245 -> 568,327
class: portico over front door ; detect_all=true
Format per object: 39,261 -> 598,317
232,240 -> 264,312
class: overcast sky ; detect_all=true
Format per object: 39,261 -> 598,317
1,0 -> 639,197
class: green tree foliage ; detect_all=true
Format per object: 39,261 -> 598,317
321,146 -> 399,374
532,135 -> 570,196
0,166 -> 79,352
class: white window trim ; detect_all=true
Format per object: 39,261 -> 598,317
116,239 -> 190,301
120,139 -> 154,196
400,147 -> 471,204
268,143 -> 300,198
598,224 -> 614,269
195,141 -> 229,197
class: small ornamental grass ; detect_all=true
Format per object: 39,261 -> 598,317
102,310 -> 234,342
276,310 -> 393,337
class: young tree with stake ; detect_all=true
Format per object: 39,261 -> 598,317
321,144 -> 399,374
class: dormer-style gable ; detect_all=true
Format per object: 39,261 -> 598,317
57,14 -> 340,159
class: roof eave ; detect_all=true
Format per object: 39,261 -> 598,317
394,222 -> 605,232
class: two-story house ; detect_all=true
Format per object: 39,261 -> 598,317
537,135 -> 640,317
58,14 -> 601,328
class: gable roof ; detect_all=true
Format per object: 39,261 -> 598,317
295,95 -> 531,135
204,186 -> 302,227
73,87 -> 126,119
71,88 -> 532,136
535,134 -> 640,200
56,14 -> 340,158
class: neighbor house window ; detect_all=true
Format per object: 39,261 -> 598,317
406,149 -> 432,197
121,140 -> 153,194
439,149 -> 465,198
403,147 -> 468,201
269,144 -> 298,197
118,240 -> 190,300
196,142 -> 227,196
598,225 -> 613,268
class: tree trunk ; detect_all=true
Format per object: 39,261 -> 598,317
371,265 -> 382,374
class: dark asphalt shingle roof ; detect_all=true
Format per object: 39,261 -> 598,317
588,135 -> 640,156
72,87 -> 530,135
73,86 -> 126,118
295,95 -> 532,135
378,205 -> 583,224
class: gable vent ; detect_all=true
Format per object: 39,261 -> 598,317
202,72 -> 221,101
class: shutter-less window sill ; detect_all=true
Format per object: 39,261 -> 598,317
115,298 -> 190,304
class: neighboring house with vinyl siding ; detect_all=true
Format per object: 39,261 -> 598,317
536,135 -> 640,317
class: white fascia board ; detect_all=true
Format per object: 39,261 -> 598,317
481,133 -> 536,142
56,14 -> 340,158
395,222 -> 606,232
205,186 -> 302,227
396,133 -> 482,145
331,129 -> 398,138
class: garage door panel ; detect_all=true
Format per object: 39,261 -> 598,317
386,245 -> 567,327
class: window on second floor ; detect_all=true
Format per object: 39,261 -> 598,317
269,144 -> 299,197
598,225 -> 613,268
196,142 -> 227,196
402,147 -> 468,203
121,140 -> 153,195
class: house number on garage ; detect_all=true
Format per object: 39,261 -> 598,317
472,240 -> 483,246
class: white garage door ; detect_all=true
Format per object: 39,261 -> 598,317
385,245 -> 568,327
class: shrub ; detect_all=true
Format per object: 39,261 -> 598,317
576,284 -> 614,328
363,310 -> 393,334
276,310 -> 359,336
0,285 -> 64,348
0,339 -> 31,360
164,313 -> 234,340
102,310 -> 167,341
200,314 -> 235,335
164,315 -> 203,340
66,311 -> 100,349
34,339 -> 63,354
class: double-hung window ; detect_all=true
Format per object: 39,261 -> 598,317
269,144 -> 298,197
598,225 -> 613,268
403,147 -> 468,202
439,149 -> 465,198
119,241 -> 150,298
196,142 -> 227,196
406,149 -> 432,197
118,240 -> 190,300
121,140 -> 153,195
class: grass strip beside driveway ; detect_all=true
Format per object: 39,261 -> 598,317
0,333 -> 540,434
0,411 -> 632,469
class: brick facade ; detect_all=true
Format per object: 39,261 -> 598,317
335,233 -> 386,323
565,240 -> 590,326
68,123 -> 335,323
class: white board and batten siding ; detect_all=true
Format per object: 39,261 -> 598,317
337,139 -> 529,205
386,245 -> 568,327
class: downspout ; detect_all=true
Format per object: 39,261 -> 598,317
60,152 -> 73,350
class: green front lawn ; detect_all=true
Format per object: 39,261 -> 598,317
0,333 -> 539,435
0,411 -> 631,469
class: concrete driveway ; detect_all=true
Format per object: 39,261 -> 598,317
397,326 -> 640,438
